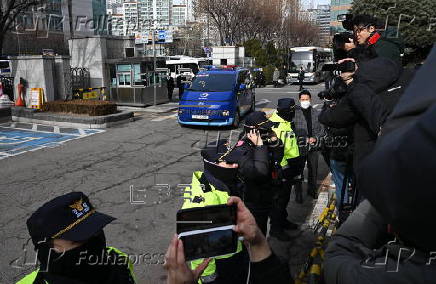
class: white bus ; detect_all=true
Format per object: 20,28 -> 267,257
287,47 -> 333,84
165,56 -> 212,81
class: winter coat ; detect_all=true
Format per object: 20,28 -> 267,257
324,46 -> 436,284
318,57 -> 401,169
294,105 -> 322,156
273,70 -> 280,82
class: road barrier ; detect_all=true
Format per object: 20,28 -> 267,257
295,196 -> 337,284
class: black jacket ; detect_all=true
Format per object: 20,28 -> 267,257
324,200 -> 436,284
250,253 -> 292,284
324,47 -> 436,284
318,57 -> 401,169
231,139 -> 271,207
323,125 -> 353,162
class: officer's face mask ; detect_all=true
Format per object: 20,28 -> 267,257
36,230 -> 109,282
277,108 -> 295,121
204,160 -> 238,189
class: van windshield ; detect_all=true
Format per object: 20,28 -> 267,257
188,73 -> 235,92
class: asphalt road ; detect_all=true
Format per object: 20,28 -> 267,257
255,82 -> 326,111
0,83 -> 328,283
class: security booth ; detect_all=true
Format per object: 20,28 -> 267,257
108,57 -> 169,106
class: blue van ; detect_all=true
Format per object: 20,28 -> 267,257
178,68 -> 255,127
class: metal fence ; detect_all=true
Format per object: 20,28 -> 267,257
71,67 -> 90,91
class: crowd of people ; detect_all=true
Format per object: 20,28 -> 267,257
16,13 -> 435,284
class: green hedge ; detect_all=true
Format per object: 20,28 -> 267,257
42,100 -> 117,116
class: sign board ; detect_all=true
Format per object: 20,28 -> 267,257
30,88 -> 44,109
157,30 -> 173,43
82,90 -> 99,100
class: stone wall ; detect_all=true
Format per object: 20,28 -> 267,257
8,55 -> 71,104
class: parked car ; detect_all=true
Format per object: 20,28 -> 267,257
178,68 -> 255,128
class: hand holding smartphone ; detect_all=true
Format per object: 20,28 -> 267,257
176,204 -> 238,261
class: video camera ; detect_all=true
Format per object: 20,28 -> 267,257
337,14 -> 354,31
318,76 -> 349,101
322,61 -> 356,73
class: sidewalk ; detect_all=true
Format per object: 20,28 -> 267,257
118,102 -> 179,114
268,166 -> 334,279
118,90 -> 181,114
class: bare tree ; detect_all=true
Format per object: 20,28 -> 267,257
194,0 -> 319,47
0,0 -> 46,55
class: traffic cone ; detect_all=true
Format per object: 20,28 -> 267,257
15,82 -> 25,107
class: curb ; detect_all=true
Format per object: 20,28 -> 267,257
11,107 -> 134,129
118,104 -> 179,114
305,174 -> 334,229
0,107 -> 11,123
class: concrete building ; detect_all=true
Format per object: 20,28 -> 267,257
123,1 -> 139,36
110,14 -> 125,36
172,3 -> 188,26
111,0 -> 173,36
211,46 -> 248,66
61,0 -> 109,37
330,0 -> 353,35
316,5 -> 331,46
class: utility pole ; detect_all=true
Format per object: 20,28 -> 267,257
152,0 -> 157,106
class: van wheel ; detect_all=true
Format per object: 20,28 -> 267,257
232,109 -> 240,128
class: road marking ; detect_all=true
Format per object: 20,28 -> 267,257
0,123 -> 105,160
151,113 -> 178,122
255,99 -> 271,106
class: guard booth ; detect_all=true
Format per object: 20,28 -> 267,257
108,57 -> 169,106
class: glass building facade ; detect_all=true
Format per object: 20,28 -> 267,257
330,0 -> 353,35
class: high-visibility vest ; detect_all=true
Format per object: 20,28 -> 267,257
269,111 -> 300,167
182,171 -> 243,284
16,247 -> 136,284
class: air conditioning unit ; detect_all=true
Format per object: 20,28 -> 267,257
125,47 -> 135,58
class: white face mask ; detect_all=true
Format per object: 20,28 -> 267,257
300,101 -> 311,109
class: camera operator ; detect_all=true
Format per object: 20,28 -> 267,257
344,14 -> 404,65
318,56 -> 401,171
323,46 -> 436,284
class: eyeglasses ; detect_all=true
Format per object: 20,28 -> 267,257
353,25 -> 370,34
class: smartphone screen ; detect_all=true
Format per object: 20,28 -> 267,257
176,204 -> 236,234
180,228 -> 238,261
176,205 -> 238,261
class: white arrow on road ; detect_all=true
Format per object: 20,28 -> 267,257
255,99 -> 271,106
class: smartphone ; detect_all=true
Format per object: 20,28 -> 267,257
176,204 -> 238,261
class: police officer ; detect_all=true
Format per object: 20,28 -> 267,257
269,98 -> 301,241
17,192 -> 135,284
180,140 -> 248,283
231,111 -> 282,236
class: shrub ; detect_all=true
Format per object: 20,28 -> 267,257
42,100 -> 117,116
263,64 -> 276,84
